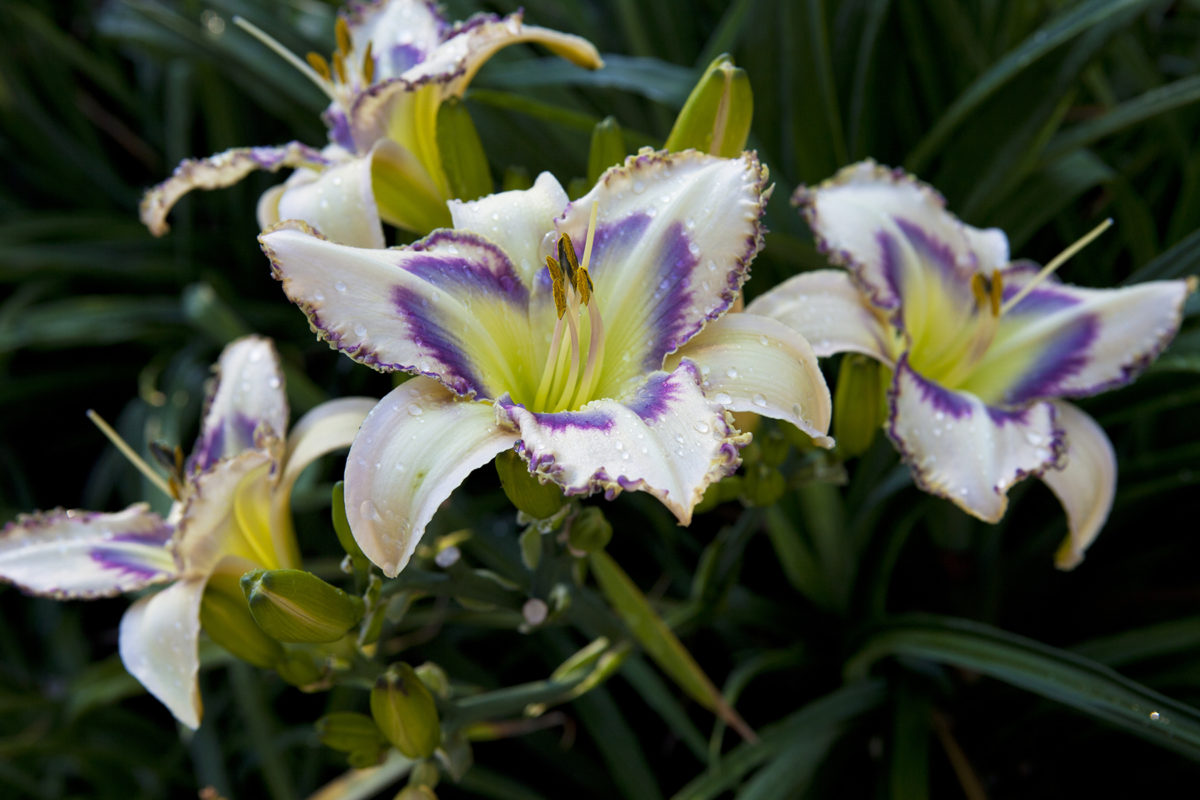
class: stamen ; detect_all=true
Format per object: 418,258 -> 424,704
233,16 -> 335,100
306,52 -> 332,82
533,316 -> 567,410
332,51 -> 348,84
552,309 -> 582,411
558,234 -> 580,292
1000,218 -> 1113,315
988,269 -> 1003,316
86,410 -> 174,499
335,16 -> 352,58
362,41 -> 375,84
546,255 -> 567,319
970,273 -> 988,310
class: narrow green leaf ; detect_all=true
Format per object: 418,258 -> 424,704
846,615 -> 1200,760
478,54 -> 695,106
589,550 -> 755,741
906,0 -> 1153,172
1125,226 -> 1200,284
587,116 -> 626,184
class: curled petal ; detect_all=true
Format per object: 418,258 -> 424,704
887,357 -> 1065,522
1042,402 -> 1116,570
448,171 -> 570,290
266,150 -> 385,248
962,272 -> 1194,406
139,142 -> 329,236
793,160 -> 1006,353
0,505 -> 175,599
344,378 -> 517,576
554,150 -> 769,396
497,361 -> 749,525
260,222 -> 534,399
190,336 -> 289,473
669,313 -> 833,446
282,397 -> 377,494
745,269 -> 898,363
119,578 -> 206,728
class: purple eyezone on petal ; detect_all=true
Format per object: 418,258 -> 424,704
323,109 -> 356,152
89,547 -> 171,581
391,285 -> 488,396
387,42 -> 426,73
904,363 -> 974,419
1001,316 -> 1098,406
188,411 -> 259,473
627,368 -> 685,423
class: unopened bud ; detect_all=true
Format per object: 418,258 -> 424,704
200,570 -> 284,668
588,116 -> 625,184
567,506 -> 612,554
317,711 -> 385,753
496,450 -> 566,519
242,568 -> 364,643
664,54 -> 753,157
371,662 -> 442,759
833,354 -> 886,458
436,97 -> 492,201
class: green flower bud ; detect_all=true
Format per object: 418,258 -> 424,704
371,662 -> 442,759
495,450 -> 566,519
436,97 -> 492,201
664,54 -> 753,157
588,116 -> 625,184
833,354 -> 887,458
200,570 -> 284,668
519,525 -> 542,570
567,507 -> 612,554
276,650 -> 324,688
242,568 -> 364,643
317,711 -> 385,753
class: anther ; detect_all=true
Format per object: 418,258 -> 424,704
332,51 -> 347,84
546,255 -> 567,319
335,16 -> 352,58
306,52 -> 332,82
362,41 -> 375,84
86,410 -> 175,499
989,269 -> 1003,316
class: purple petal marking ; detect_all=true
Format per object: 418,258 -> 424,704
388,43 -> 425,73
903,360 -> 974,419
626,366 -> 687,423
408,232 -> 530,306
391,286 -> 487,397
187,411 -> 258,473
89,546 -> 170,580
323,108 -> 356,152
1002,315 -> 1098,405
876,218 -> 972,323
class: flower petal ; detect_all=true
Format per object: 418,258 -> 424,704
266,150 -> 385,248
281,397 -> 377,494
140,142 -> 329,236
553,150 -> 768,397
344,378 -> 518,577
190,336 -> 289,473
497,361 -> 748,525
793,160 -> 1006,355
745,269 -> 897,363
178,449 -> 280,576
887,357 -> 1065,522
345,0 -> 447,84
119,578 -> 206,728
668,313 -> 833,446
1041,401 -> 1116,570
260,222 -> 533,399
961,272 -> 1194,405
0,505 -> 176,599
448,171 -> 569,289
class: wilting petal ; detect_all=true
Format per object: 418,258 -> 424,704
887,357 -> 1064,522
119,578 -> 206,728
260,222 -> 534,398
348,12 -> 602,152
140,142 -> 329,236
794,160 -> 1006,357
497,361 -> 748,525
177,449 -> 279,576
190,337 -> 289,473
961,272 -> 1194,406
269,150 -> 385,248
449,171 -> 569,289
668,313 -> 833,446
1041,401 -> 1116,570
553,150 -> 768,396
745,269 -> 898,363
0,505 -> 176,598
344,378 -> 517,576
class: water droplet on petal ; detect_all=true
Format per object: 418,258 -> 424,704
726,367 -> 739,379
407,404 -> 423,416
752,393 -> 767,408
693,421 -> 710,434
334,280 -> 347,293
714,392 -> 733,405
353,323 -> 367,337
359,500 -> 382,522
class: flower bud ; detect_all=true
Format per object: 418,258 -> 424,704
200,570 -> 284,668
567,506 -> 612,554
664,54 -> 753,157
436,97 -> 492,201
495,450 -> 566,519
371,662 -> 442,759
588,116 -> 625,184
317,711 -> 385,753
242,568 -> 364,643
833,354 -> 886,458
276,650 -> 324,688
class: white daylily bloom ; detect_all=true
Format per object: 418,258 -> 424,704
750,160 -> 1194,569
140,0 -> 602,245
259,149 -> 833,577
0,337 -> 373,727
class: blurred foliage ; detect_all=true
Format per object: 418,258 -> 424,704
2,0 -> 1200,797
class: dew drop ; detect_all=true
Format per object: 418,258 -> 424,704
726,367 -> 739,379
359,500 -> 382,522
791,403 -> 803,418
752,393 -> 767,408
632,180 -> 645,194
407,404 -> 423,416
759,335 -> 770,346
334,280 -> 347,293
693,421 -> 710,434
354,323 -> 367,337
313,290 -> 325,301
714,392 -> 733,405
1150,711 -> 1161,721
268,376 -> 281,389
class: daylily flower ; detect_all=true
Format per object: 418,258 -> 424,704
748,160 -> 1194,568
259,149 -> 833,576
140,0 -> 602,247
0,337 -> 373,727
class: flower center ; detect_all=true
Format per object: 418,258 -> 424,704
531,203 -> 607,413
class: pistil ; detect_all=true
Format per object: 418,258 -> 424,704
86,409 -> 175,499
